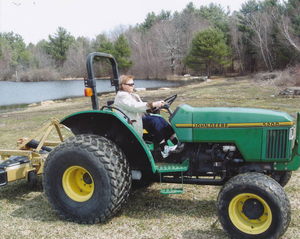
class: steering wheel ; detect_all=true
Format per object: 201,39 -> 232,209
162,94 -> 177,108
152,94 -> 177,114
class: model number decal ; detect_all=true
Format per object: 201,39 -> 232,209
262,122 -> 280,127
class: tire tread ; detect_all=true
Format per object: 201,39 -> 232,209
43,134 -> 131,224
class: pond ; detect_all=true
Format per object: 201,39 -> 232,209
0,79 -> 182,112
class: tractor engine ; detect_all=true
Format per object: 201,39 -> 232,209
185,143 -> 243,177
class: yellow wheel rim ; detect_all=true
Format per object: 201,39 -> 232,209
229,193 -> 272,234
62,166 -> 94,202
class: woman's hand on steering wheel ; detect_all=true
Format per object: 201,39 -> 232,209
152,100 -> 164,108
152,94 -> 177,113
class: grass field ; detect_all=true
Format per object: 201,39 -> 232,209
0,77 -> 300,238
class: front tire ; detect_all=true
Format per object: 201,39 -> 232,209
43,134 -> 131,224
277,171 -> 292,187
217,172 -> 291,239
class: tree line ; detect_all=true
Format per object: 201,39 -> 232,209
0,0 -> 299,81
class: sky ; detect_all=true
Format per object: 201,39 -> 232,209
0,0 -> 248,45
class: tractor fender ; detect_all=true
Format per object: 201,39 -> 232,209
60,110 -> 157,173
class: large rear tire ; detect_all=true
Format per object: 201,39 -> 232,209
217,172 -> 291,239
43,134 -> 131,224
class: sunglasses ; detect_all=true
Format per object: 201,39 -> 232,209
123,83 -> 134,86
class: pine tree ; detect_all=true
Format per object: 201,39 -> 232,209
0,32 -> 31,69
113,34 -> 133,73
184,28 -> 231,78
47,27 -> 74,68
95,34 -> 132,75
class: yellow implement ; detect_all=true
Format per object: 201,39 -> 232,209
0,117 -> 64,187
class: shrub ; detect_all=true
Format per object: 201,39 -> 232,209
18,68 -> 61,82
252,65 -> 300,87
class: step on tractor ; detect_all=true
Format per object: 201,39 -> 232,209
1,52 -> 300,239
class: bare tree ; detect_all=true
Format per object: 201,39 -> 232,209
242,10 -> 275,72
110,24 -> 129,41
29,42 -> 55,69
63,37 -> 91,78
91,33 -> 111,52
151,13 -> 209,75
277,15 -> 300,52
0,44 -> 12,80
126,28 -> 162,78
229,15 -> 246,75
123,7 -> 211,79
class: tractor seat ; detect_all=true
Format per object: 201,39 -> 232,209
107,100 -> 114,106
143,129 -> 154,143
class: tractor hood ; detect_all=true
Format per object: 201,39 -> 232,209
170,104 -> 294,152
171,104 -> 294,128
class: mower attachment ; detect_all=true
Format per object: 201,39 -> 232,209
0,117 -> 65,187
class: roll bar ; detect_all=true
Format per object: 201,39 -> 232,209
85,52 -> 120,110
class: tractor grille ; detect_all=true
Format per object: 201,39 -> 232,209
265,129 -> 288,159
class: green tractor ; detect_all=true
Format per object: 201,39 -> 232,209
42,52 -> 300,238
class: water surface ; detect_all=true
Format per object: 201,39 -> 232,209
0,79 -> 181,112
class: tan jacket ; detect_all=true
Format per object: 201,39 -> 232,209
114,91 -> 150,136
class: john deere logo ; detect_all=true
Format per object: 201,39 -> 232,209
194,123 -> 228,128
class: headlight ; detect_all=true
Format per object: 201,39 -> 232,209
289,125 -> 295,140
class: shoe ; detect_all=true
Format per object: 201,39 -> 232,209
161,145 -> 177,158
173,143 -> 185,153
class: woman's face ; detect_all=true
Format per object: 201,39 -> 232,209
122,79 -> 134,93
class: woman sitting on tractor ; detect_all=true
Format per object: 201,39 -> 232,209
114,75 -> 180,158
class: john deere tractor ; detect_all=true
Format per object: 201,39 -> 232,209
41,52 -> 300,239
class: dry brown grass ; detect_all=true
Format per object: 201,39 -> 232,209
251,65 -> 300,87
0,77 -> 300,238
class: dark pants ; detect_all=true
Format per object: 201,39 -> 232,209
142,115 -> 175,143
